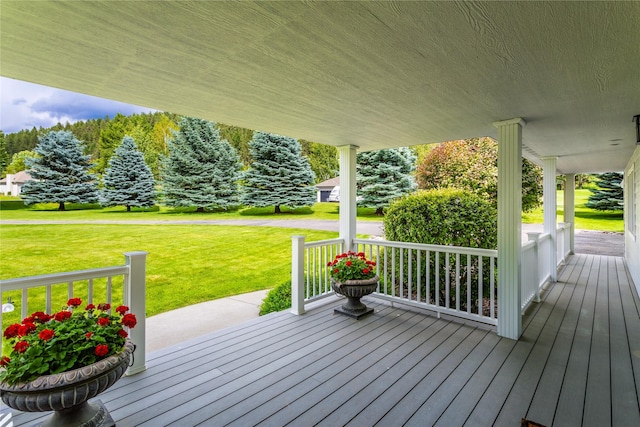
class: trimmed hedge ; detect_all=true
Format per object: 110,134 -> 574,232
383,188 -> 497,249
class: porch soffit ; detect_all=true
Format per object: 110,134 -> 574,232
1,1 -> 638,174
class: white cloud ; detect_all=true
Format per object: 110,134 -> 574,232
0,77 -> 156,134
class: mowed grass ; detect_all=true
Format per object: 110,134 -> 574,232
0,199 -> 382,221
521,189 -> 623,232
0,224 -> 338,339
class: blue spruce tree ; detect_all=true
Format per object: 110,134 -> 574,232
242,132 -> 316,214
162,117 -> 241,212
357,147 -> 416,215
21,130 -> 98,211
101,136 -> 156,211
585,172 -> 623,211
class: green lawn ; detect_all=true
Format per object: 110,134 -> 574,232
522,189 -> 623,232
0,223 -> 338,348
0,199 -> 382,221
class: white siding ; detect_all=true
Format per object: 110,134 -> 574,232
625,146 -> 640,292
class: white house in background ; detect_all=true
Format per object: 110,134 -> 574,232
0,170 -> 33,196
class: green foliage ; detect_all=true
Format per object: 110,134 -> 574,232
5,150 -> 37,174
241,132 -> 316,213
383,188 -> 497,312
0,131 -> 9,177
357,147 -> 416,215
384,188 -> 497,249
101,136 -> 156,211
299,140 -> 339,183
585,172 -> 623,211
327,251 -> 377,282
21,131 -> 99,211
0,299 -> 135,385
163,117 -> 242,211
416,138 -> 543,212
3,127 -> 39,157
259,281 -> 292,315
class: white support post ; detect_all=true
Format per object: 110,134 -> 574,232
124,251 -> 147,375
494,118 -> 524,340
527,232 -> 542,303
291,235 -> 306,315
542,157 -> 558,281
338,145 -> 358,251
564,173 -> 575,254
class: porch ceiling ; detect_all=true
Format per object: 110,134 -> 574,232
1,1 -> 638,174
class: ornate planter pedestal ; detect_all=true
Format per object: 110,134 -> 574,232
0,339 -> 134,427
331,276 -> 378,319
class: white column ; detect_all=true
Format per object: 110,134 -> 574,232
124,251 -> 148,375
564,173 -> 575,254
494,118 -> 525,340
542,157 -> 558,280
338,145 -> 358,251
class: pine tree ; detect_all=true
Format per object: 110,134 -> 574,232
101,136 -> 156,211
585,172 -> 623,211
162,117 -> 241,212
241,132 -> 316,214
21,131 -> 98,211
357,147 -> 416,215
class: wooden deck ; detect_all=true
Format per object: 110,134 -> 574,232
4,254 -> 640,426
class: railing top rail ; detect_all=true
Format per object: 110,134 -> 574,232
0,266 -> 130,292
303,238 -> 345,249
521,240 -> 536,251
353,238 -> 497,257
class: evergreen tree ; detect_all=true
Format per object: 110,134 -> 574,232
585,172 -> 623,211
0,131 -> 9,177
357,147 -> 416,215
162,117 -> 242,212
101,136 -> 156,211
241,132 -> 316,214
21,131 -> 98,211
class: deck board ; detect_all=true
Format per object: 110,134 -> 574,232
4,253 -> 639,427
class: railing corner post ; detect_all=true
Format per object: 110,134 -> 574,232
124,251 -> 148,375
291,236 -> 306,315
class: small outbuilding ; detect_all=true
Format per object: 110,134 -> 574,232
316,176 -> 339,202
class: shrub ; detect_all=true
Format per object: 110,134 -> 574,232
382,189 -> 497,312
259,281 -> 291,315
383,188 -> 497,249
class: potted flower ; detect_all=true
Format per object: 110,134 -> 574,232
328,251 -> 378,318
0,298 -> 137,427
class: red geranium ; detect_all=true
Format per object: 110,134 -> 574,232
95,344 -> 109,357
115,305 -> 129,315
54,311 -> 72,322
38,329 -> 55,341
1,297 -> 137,385
122,313 -> 137,328
67,298 -> 82,307
14,341 -> 29,353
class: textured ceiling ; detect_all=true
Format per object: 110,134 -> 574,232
1,1 -> 638,173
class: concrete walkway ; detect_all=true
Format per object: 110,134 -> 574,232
146,289 -> 269,352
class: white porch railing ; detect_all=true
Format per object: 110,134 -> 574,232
292,222 -> 573,329
292,236 -> 498,326
0,252 -> 147,375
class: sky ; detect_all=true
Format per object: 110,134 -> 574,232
0,77 -> 156,134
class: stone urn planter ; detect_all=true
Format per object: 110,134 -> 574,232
0,339 -> 134,427
331,276 -> 379,319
